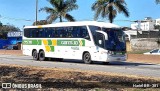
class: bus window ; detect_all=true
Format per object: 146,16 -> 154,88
38,28 -> 45,38
50,28 -> 55,38
81,26 -> 90,40
67,27 -> 73,38
61,27 -> 67,38
72,26 -> 80,38
24,29 -> 30,38
31,29 -> 36,38
58,28 -> 62,38
45,28 -> 54,38
54,28 -> 59,38
96,32 -> 105,48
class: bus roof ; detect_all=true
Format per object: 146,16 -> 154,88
24,21 -> 120,29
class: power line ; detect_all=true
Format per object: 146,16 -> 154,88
0,15 -> 34,22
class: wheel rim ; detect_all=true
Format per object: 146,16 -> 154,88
84,53 -> 90,62
33,52 -> 37,59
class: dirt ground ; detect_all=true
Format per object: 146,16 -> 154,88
0,50 -> 160,64
127,54 -> 160,64
0,50 -> 23,55
0,64 -> 160,90
0,51 -> 160,90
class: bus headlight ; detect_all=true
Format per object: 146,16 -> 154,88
108,51 -> 114,55
101,51 -> 108,54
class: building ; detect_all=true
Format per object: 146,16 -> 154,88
0,31 -> 22,49
131,17 -> 155,31
124,30 -> 137,41
156,18 -> 160,25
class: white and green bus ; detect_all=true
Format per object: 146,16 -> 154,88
23,21 -> 126,64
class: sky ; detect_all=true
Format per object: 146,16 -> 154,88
0,0 -> 160,30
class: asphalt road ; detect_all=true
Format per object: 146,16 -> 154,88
0,55 -> 160,78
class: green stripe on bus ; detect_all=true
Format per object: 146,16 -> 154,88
23,39 -> 85,46
23,40 -> 42,45
48,40 -> 52,45
57,40 -> 85,46
81,40 -> 85,46
50,46 -> 54,52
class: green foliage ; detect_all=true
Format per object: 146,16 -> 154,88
33,20 -> 49,26
0,23 -> 20,39
92,0 -> 129,23
154,25 -> 160,45
156,0 -> 160,4
154,25 -> 160,30
40,0 -> 78,23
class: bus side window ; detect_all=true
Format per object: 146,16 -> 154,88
96,32 -> 105,48
35,29 -> 39,38
67,27 -> 73,38
24,29 -> 28,38
89,26 -> 101,43
32,29 -> 37,38
45,28 -> 53,38
54,28 -> 59,38
61,27 -> 67,38
81,26 -> 90,40
27,29 -> 32,38
29,29 -> 33,38
72,27 -> 76,37
38,29 -> 44,38
44,28 -> 48,38
50,28 -> 55,38
72,27 -> 79,38
57,27 -> 63,38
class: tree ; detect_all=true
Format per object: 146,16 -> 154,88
40,0 -> 78,23
0,24 -> 20,39
155,25 -> 160,30
92,0 -> 129,23
155,0 -> 160,4
154,25 -> 160,46
33,20 -> 49,25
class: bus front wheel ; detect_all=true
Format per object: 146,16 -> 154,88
39,50 -> 45,61
33,50 -> 38,61
83,52 -> 92,64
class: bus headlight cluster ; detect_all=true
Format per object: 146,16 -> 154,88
108,51 -> 114,55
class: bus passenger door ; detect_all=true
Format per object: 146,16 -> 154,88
94,32 -> 106,61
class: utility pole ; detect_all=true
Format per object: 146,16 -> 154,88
35,0 -> 38,25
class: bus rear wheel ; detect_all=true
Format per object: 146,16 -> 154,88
83,52 -> 92,64
33,50 -> 38,61
39,50 -> 45,61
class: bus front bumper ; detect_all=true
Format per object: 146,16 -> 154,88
106,55 -> 126,62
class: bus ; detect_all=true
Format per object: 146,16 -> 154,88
23,21 -> 126,64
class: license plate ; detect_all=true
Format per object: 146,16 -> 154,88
117,58 -> 121,60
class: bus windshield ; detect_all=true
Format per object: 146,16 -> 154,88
103,28 -> 126,51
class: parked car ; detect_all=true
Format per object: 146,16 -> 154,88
143,49 -> 160,55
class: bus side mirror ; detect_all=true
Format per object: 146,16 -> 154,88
98,40 -> 102,45
105,34 -> 108,40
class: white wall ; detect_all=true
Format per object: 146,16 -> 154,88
156,19 -> 160,25
131,21 -> 155,31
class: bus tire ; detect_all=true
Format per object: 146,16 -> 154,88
33,50 -> 38,61
39,50 -> 45,61
83,52 -> 92,64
